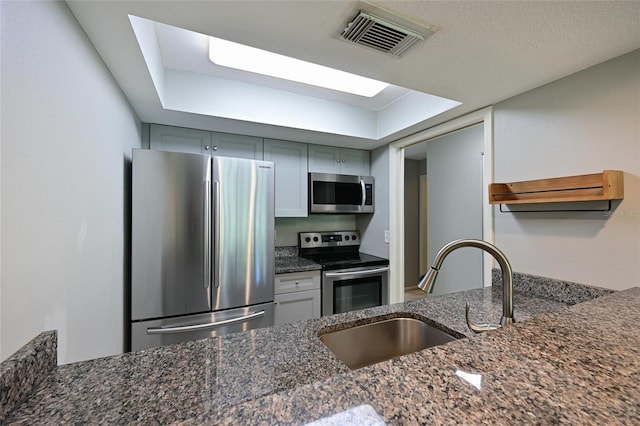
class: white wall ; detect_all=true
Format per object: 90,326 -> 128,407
494,49 -> 640,290
1,1 -> 141,364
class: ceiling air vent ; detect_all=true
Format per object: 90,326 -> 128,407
340,11 -> 430,57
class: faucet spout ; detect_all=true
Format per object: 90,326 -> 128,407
417,239 -> 515,333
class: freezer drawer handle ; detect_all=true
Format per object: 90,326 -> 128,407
145,310 -> 265,335
324,266 -> 389,278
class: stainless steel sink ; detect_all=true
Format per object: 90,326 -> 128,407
319,317 -> 457,370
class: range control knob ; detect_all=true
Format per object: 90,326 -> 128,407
352,234 -> 357,240
305,237 -> 311,243
313,236 -> 319,242
345,235 -> 350,241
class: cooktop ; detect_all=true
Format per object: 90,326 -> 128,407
298,231 -> 389,271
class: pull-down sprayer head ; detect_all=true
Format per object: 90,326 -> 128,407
417,239 -> 515,333
417,268 -> 439,293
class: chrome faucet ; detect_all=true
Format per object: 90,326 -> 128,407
418,239 -> 515,333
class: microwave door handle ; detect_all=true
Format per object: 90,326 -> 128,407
324,267 -> 389,278
360,178 -> 366,206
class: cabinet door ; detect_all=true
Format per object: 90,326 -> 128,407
340,148 -> 370,176
274,289 -> 321,325
149,124 -> 211,154
275,271 -> 320,294
263,139 -> 308,217
308,145 -> 341,174
210,132 -> 263,159
309,144 -> 370,175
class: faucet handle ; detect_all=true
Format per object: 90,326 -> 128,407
465,302 -> 501,334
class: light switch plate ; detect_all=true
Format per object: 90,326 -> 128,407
384,230 -> 390,243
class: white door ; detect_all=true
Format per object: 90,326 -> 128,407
426,124 -> 484,295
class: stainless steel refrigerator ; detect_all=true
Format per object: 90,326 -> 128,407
130,149 -> 275,351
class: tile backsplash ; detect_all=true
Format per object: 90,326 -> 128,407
275,215 -> 356,246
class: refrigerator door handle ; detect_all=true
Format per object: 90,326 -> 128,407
213,180 -> 221,288
204,180 -> 211,289
146,310 -> 265,335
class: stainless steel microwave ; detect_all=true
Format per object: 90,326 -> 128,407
309,173 -> 374,214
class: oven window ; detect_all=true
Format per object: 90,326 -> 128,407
333,276 -> 382,314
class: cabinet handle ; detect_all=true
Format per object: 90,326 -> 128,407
212,145 -> 219,151
204,145 -> 210,151
342,159 -> 346,163
336,159 -> 340,163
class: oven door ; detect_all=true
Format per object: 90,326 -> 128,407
322,266 -> 389,316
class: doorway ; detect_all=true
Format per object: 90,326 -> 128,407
388,107 -> 494,303
404,124 -> 484,296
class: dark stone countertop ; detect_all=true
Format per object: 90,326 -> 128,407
5,275 -> 636,425
208,287 -> 640,425
275,256 -> 321,274
274,246 -> 321,274
0,331 -> 56,423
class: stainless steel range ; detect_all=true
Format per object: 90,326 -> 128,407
299,231 -> 389,316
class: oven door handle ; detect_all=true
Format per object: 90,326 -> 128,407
324,266 -> 389,278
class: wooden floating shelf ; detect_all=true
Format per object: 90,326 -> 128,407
489,170 -> 624,205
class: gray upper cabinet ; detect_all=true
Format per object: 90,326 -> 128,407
150,125 -> 263,160
263,139 -> 308,217
308,145 -> 370,175
339,148 -> 370,175
150,124 -> 211,155
210,132 -> 263,160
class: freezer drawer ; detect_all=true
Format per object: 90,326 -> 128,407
131,302 -> 274,351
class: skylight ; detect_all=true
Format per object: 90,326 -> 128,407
208,36 -> 389,98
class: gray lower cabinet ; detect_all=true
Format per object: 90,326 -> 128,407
274,271 -> 321,325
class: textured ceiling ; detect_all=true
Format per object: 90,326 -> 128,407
66,0 -> 640,149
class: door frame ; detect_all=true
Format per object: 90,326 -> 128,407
388,107 -> 494,303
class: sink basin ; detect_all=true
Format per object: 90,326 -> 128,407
319,317 -> 457,370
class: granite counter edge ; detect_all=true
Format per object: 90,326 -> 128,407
0,331 -> 57,423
